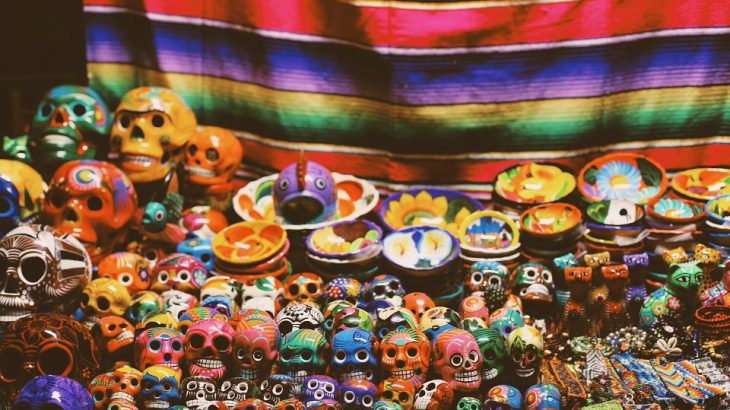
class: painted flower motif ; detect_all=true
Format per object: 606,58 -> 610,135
651,301 -> 666,316
666,296 -> 680,311
595,161 -> 642,201
383,228 -> 455,268
653,198 -> 694,218
384,190 -> 471,234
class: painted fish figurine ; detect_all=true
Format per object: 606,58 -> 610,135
273,152 -> 336,225
138,192 -> 185,243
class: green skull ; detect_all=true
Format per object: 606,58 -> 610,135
278,329 -> 327,384
667,261 -> 703,296
471,328 -> 506,383
457,397 -> 483,410
29,85 -> 111,169
374,401 -> 405,410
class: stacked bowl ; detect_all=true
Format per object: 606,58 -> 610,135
304,219 -> 383,281
519,202 -> 583,262
492,162 -> 577,219
705,194 -> 730,255
457,210 -> 522,269
211,221 -> 291,281
583,199 -> 647,258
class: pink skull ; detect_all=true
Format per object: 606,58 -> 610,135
133,327 -> 184,371
184,318 -> 234,380
432,329 -> 482,394
232,312 -> 280,383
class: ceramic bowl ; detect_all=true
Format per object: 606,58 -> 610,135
305,219 -> 383,260
585,200 -> 645,226
233,172 -> 379,231
378,188 -> 483,236
494,162 -> 576,206
647,196 -> 705,224
211,221 -> 287,265
457,210 -> 521,257
706,194 -> 730,225
519,202 -> 582,238
671,167 -> 730,201
382,226 -> 460,278
214,239 -> 290,274
578,152 -> 667,204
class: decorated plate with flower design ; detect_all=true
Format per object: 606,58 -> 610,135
212,221 -> 287,265
378,188 -> 483,235
306,219 -> 383,260
233,172 -> 379,231
494,162 -> 576,205
647,196 -> 705,224
706,194 -> 730,225
578,153 -> 667,204
519,203 -> 582,237
671,168 -> 730,201
586,200 -> 644,226
382,226 -> 460,270
457,210 -> 520,255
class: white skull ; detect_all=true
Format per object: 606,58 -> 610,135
414,379 -> 450,410
161,289 -> 197,319
241,277 -> 283,305
241,296 -> 276,318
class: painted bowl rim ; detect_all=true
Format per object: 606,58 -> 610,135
705,194 -> 730,224
577,152 -> 668,204
493,161 -> 577,205
457,210 -> 521,254
305,219 -> 383,259
671,167 -> 730,201
518,202 -> 582,237
646,196 -> 706,224
212,221 -> 288,265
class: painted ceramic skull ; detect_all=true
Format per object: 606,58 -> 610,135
364,274 -> 406,307
524,383 -> 561,410
161,289 -> 198,319
455,397 -> 481,410
512,263 -> 554,304
13,375 -> 94,410
179,206 -> 228,240
374,400 -> 404,410
151,253 -> 208,294
283,272 -> 324,303
471,328 -> 506,385
413,379 -> 453,410
29,85 -> 111,169
276,302 -> 324,336
330,328 -> 379,383
0,178 -> 20,237
89,372 -> 113,410
134,327 -> 184,371
485,385 -> 522,410
80,278 -> 132,322
432,329 -> 482,394
467,260 -> 510,311
240,277 -> 283,306
42,160 -> 137,262
402,293 -> 435,323
418,307 -> 461,344
182,376 -> 217,408
108,365 -> 142,404
110,87 -> 197,184
379,380 -> 415,410
184,126 -> 243,189
178,307 -> 227,336
232,310 -> 280,382
322,300 -> 354,333
302,375 -> 338,404
459,296 -> 490,322
235,398 -> 271,409
506,326 -> 543,382
323,277 -> 362,305
375,306 -> 419,339
0,224 -> 91,324
126,290 -> 163,325
184,318 -> 235,380
489,308 -> 524,341
278,329 -> 328,384
331,306 -> 374,337
273,156 -> 336,225
340,379 -> 377,410
218,377 -> 258,407
140,365 -> 181,410
380,328 -> 430,387
259,374 -> 298,405
177,237 -> 215,271
98,252 -> 150,294
91,316 -> 134,362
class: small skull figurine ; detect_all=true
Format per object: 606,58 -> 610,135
485,385 -> 523,410
141,365 -> 181,409
330,328 -> 379,383
489,308 -> 524,341
364,274 -> 406,307
218,377 -> 258,407
134,327 -> 185,371
432,329 -> 482,394
42,160 -> 138,263
126,291 -> 163,325
184,318 -> 235,380
379,380 -> 415,409
331,306 -> 374,337
380,328 -> 430,388
402,293 -> 435,323
232,310 -> 280,382
276,302 -> 325,336
181,376 -> 218,408
340,379 -> 377,410
13,375 -> 94,410
240,276 -> 283,306
512,263 -> 555,304
108,365 -> 143,404
89,372 -> 113,410
98,252 -> 150,294
278,329 -> 328,384
91,316 -> 134,366
184,126 -> 243,194
471,328 -> 506,387
467,260 -> 512,312
456,397 -> 482,410
151,253 -> 209,294
419,307 -> 462,344
0,224 -> 92,325
302,375 -> 339,404
323,277 -> 362,305
179,206 -> 228,240
322,300 -> 354,333
161,289 -> 198,320
259,374 -> 298,405
177,237 -> 215,271
506,326 -> 543,386
524,383 -> 561,410
80,278 -> 132,325
413,379 -> 453,410
273,155 -> 337,225
283,272 -> 325,303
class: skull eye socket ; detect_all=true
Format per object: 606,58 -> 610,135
86,195 -> 103,211
157,271 -> 169,284
38,344 -> 72,376
407,347 -> 418,357
118,273 -> 133,285
314,178 -> 327,190
39,103 -> 53,118
280,349 -> 293,361
307,379 -> 318,389
488,276 -> 502,286
343,391 -> 355,403
450,353 -> 463,367
398,392 -> 409,402
324,383 -> 334,393
470,272 -> 483,284
385,348 -> 397,358
186,381 -> 197,390
205,148 -> 219,161
96,296 -> 110,311
162,381 -> 172,390
18,252 -> 47,285
484,347 -> 496,360
252,349 -> 264,362
188,144 -> 198,156
334,350 -> 347,362
213,335 -> 231,351
355,349 -> 369,362
300,350 -> 313,361
188,333 -> 205,349
288,284 -> 299,296
278,321 -> 293,336
542,272 -> 553,282
236,348 -> 245,360
0,197 -> 14,217
119,115 -> 130,129
389,280 -> 400,290
383,390 -> 393,399
524,268 -> 538,278
93,390 -> 105,401
148,339 -> 162,351
306,283 -> 318,294
272,384 -> 284,395
0,347 -> 23,381
72,104 -> 87,116
48,190 -> 66,208
151,114 -> 165,128
362,395 -> 373,406
177,270 -> 190,282
205,384 -> 215,393
468,350 -> 480,362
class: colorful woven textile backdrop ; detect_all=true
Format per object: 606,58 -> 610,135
84,0 -> 730,196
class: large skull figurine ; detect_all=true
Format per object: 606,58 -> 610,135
232,311 -> 280,382
273,156 -> 337,225
13,375 -> 94,410
470,328 -> 506,386
184,126 -> 243,192
413,379 -> 453,410
184,318 -> 235,380
29,85 -> 112,169
151,253 -> 208,294
98,252 -> 150,294
91,316 -> 134,367
0,224 -> 92,324
506,326 -> 543,386
108,365 -> 142,405
278,329 -> 328,384
380,328 -> 430,389
432,329 -> 482,394
134,327 -> 185,371
80,278 -> 132,325
330,328 -> 379,383
42,160 -> 138,262
140,365 -> 181,410
110,86 -> 197,187
0,313 -> 101,401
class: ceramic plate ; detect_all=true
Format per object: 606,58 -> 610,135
671,168 -> 730,201
233,172 -> 379,231
578,153 -> 667,204
585,200 -> 644,226
379,188 -> 483,235
382,226 -> 460,270
457,210 -> 520,253
494,162 -> 576,205
211,221 -> 287,265
519,203 -> 581,237
306,219 -> 382,259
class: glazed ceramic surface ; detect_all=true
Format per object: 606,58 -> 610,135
671,167 -> 730,201
382,226 -> 459,270
586,200 -> 644,226
578,153 -> 667,204
211,221 -> 287,265
494,162 -> 576,204
519,203 -> 581,237
706,194 -> 730,225
648,197 -> 705,224
379,188 -> 482,235
306,219 -> 382,259
458,210 -> 520,252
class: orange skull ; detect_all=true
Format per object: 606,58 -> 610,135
98,252 -> 151,294
184,126 -> 243,188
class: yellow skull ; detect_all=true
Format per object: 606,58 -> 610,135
81,277 -> 132,318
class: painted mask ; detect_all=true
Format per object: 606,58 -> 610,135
181,376 -> 217,408
134,327 -> 184,371
302,375 -> 338,405
178,307 -> 227,336
177,237 -> 215,271
98,252 -> 150,294
471,328 -> 506,385
140,365 -> 181,410
160,289 -> 198,320
364,274 -> 406,307
126,291 -> 163,325
13,375 -> 94,410
489,308 -> 524,341
80,278 -> 132,322
512,263 -> 554,303
379,380 -> 415,410
184,318 -> 235,380
432,329 -> 482,394
323,277 -> 362,305
0,177 -> 19,236
485,385 -> 522,410
331,306 -> 374,337
0,224 -> 91,324
29,85 -> 111,168
380,328 -> 430,387
524,383 -> 561,410
151,253 -> 208,294
89,372 -> 113,410
666,261 -> 704,297
259,374 -> 298,405
276,302 -> 324,336
339,379 -> 377,410
283,272 -> 324,303
273,156 -> 336,224
110,87 -> 197,184
330,328 -> 379,383
232,311 -> 280,382
402,293 -> 435,323
278,329 -> 328,384
218,377 -> 258,407
184,126 -> 243,189
413,379 -> 453,410
418,307 -> 461,344
506,326 -> 543,382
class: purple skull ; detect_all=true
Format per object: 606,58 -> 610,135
273,155 -> 336,224
13,375 -> 94,410
302,375 -> 338,405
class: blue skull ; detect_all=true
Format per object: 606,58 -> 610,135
0,177 -> 19,236
340,379 -> 377,410
331,328 -> 379,382
141,365 -> 181,409
302,375 -> 338,405
177,237 -> 214,271
14,375 -> 93,410
201,295 -> 234,317
524,383 -> 561,409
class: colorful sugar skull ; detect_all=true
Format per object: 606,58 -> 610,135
283,272 -> 324,303
110,87 -> 197,184
136,312 -> 178,331
461,317 -> 489,333
178,307 -> 227,335
184,126 -> 243,189
184,319 -> 235,380
276,302 -> 325,336
182,376 -> 217,408
459,296 -> 490,322
489,308 -> 524,341
109,365 -> 143,405
322,300 -> 354,333
134,327 -> 184,371
432,329 -> 482,394
161,289 -> 198,319
259,374 -> 298,405
126,291 -> 163,324
42,160 -> 137,262
402,293 -> 435,323
524,383 -> 561,410
467,260 -> 511,311
177,237 -> 215,271
233,312 -> 280,382
375,306 -> 419,339
379,380 -> 415,409
330,328 -> 379,382
89,372 -> 113,410
419,307 -> 462,343
485,385 -> 522,410
512,263 -> 554,303
98,252 -> 150,294
273,398 -> 305,410
323,277 -> 362,305
151,253 -> 208,294
364,274 -> 406,307
506,326 -> 543,383
471,328 -> 506,385
0,177 -> 19,236
273,156 -> 336,224
0,224 -> 92,324
456,397 -> 482,410
375,401 -> 405,410
240,276 -> 282,304
340,379 -> 377,410
640,261 -> 704,328
413,379 -> 453,410
331,306 -> 374,336
91,316 -> 134,362
29,85 -> 111,168
14,375 -> 94,410
180,206 -> 228,240
218,377 -> 258,407
141,365 -> 180,409
380,328 -> 430,387
202,275 -> 240,302
0,159 -> 46,220
80,278 -> 132,321
308,399 -> 344,410
105,398 -> 139,410
302,375 -> 338,404
278,329 -> 328,384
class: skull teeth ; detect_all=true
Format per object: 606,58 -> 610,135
454,370 -> 479,383
516,368 -> 536,378
483,368 -> 499,380
239,368 -> 259,379
194,358 -> 224,369
143,400 -> 169,409
115,330 -> 134,342
122,154 -> 155,165
110,392 -> 135,403
161,361 -> 179,369
42,134 -> 74,145
341,371 -> 371,381
389,369 -> 415,379
185,165 -> 216,177
288,370 -> 309,384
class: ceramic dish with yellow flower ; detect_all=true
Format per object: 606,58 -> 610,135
578,152 -> 667,205
233,173 -> 379,231
382,225 -> 460,277
494,162 -> 576,205
305,219 -> 383,260
671,168 -> 730,201
457,210 -> 521,257
379,188 -> 483,236
519,203 -> 582,239
211,221 -> 287,265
